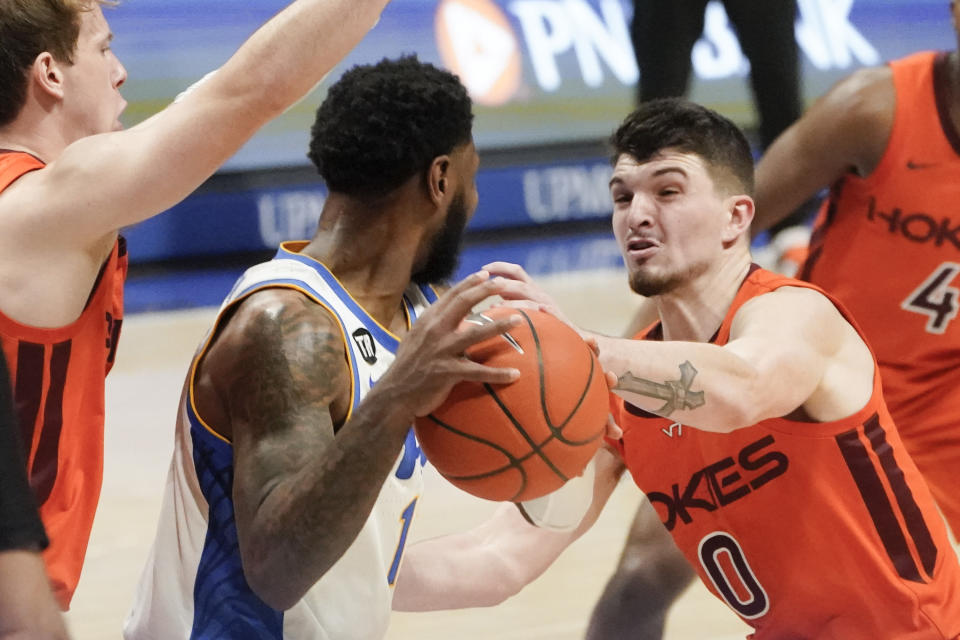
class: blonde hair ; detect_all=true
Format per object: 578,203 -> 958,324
0,0 -> 115,126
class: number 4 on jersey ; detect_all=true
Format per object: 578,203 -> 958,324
901,262 -> 960,334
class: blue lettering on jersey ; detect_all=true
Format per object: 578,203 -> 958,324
396,428 -> 426,480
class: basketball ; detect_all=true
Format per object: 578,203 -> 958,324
414,306 -> 609,502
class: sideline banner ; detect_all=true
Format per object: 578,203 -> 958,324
124,155 -> 616,262
113,0 -> 951,170
117,0 -> 951,262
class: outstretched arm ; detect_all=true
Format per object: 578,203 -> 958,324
751,66 -> 894,235
484,262 -> 871,433
2,0 -> 391,248
392,446 -> 625,611
598,286 -> 872,431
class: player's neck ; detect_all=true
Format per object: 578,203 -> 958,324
303,195 -> 423,329
654,252 -> 751,342
0,112 -> 71,164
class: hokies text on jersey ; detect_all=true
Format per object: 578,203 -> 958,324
646,435 -> 788,531
866,197 -> 960,250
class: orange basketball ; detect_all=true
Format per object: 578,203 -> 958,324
414,307 -> 609,502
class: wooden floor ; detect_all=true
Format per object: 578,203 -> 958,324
63,268 -> 754,639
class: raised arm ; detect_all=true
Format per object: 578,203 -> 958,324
392,446 -> 625,611
598,286 -> 874,432
201,274 -> 521,611
751,66 -> 894,235
3,0 -> 390,247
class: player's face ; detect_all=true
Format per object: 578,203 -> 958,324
60,4 -> 128,140
413,142 -> 479,285
610,150 -> 729,296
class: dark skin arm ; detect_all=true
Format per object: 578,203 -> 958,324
194,273 -> 520,611
752,65 -> 895,236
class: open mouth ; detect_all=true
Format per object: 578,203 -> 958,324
626,237 -> 661,258
628,238 -> 656,251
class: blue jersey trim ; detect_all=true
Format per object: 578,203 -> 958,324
419,283 -> 440,305
275,249 -> 402,352
233,276 -> 363,411
185,405 -> 284,639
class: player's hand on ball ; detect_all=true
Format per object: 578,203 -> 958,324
605,414 -> 623,440
385,271 -> 522,418
482,261 -> 576,329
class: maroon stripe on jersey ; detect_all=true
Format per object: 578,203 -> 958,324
14,341 -> 44,456
863,414 -> 938,577
30,340 -> 71,505
836,419 -> 923,583
623,401 -> 659,419
106,317 -> 122,366
798,181 -> 844,282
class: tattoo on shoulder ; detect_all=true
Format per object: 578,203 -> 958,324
232,295 -> 347,428
615,361 -> 705,416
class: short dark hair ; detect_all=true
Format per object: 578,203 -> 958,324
308,55 -> 474,198
610,98 -> 755,195
0,0 -> 97,127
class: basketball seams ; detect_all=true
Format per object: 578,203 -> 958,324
530,312 -> 605,446
420,412 -> 530,500
481,381 -> 570,486
415,307 -> 608,502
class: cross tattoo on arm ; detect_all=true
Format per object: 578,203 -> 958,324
616,361 -> 706,416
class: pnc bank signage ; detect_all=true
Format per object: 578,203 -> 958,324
435,0 -> 881,106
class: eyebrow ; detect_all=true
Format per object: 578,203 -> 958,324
609,165 -> 688,188
652,166 -> 688,179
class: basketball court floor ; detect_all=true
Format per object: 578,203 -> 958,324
60,263 -> 754,639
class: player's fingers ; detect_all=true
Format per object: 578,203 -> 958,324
483,261 -> 534,283
584,335 -> 600,356
454,359 -> 521,385
436,275 -> 507,323
605,414 -> 623,439
449,314 -> 524,353
494,279 -> 552,305
431,270 -> 490,310
497,300 -> 541,311
605,370 -> 617,390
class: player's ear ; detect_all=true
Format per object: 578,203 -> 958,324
721,195 -> 754,246
32,52 -> 66,100
427,156 -> 451,206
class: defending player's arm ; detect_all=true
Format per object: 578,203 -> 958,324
204,274 -> 519,611
0,0 -> 391,249
392,446 -> 625,611
596,286 -> 873,432
488,262 -> 873,432
751,66 -> 894,235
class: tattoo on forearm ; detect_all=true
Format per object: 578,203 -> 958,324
616,361 -> 705,416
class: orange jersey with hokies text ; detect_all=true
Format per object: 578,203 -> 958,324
610,267 -> 960,639
0,151 -> 128,608
801,51 -> 960,537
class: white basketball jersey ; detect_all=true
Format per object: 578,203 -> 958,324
125,243 -> 434,639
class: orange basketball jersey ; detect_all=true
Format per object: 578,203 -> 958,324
0,151 -> 128,608
801,51 -> 960,537
611,267 -> 960,639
